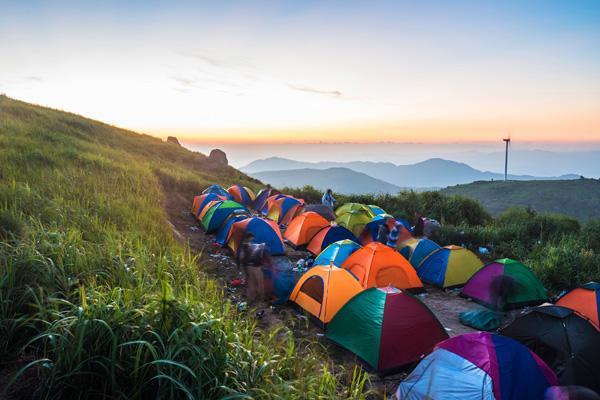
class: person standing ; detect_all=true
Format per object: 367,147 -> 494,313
237,232 -> 273,304
321,189 -> 335,209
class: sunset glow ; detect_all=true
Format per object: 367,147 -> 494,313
2,1 -> 599,144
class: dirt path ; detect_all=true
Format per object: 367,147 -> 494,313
162,190 -> 480,396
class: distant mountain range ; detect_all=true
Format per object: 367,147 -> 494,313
442,179 -> 600,221
242,157 -> 579,191
251,167 -> 402,195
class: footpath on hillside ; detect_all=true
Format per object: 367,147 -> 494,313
162,189 -> 479,394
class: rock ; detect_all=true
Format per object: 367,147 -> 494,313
208,148 -> 228,166
166,136 -> 181,146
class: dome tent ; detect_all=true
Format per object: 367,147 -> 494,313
499,305 -> 600,392
283,212 -> 330,247
335,209 -> 373,237
306,225 -> 357,255
200,200 -> 246,233
397,332 -> 558,400
417,245 -> 484,289
314,239 -> 362,267
341,242 -> 424,293
461,258 -> 548,310
289,265 -> 363,325
359,215 -> 411,246
398,237 -> 441,269
557,282 -> 600,329
202,184 -> 230,198
326,287 -> 448,373
191,193 -> 226,219
226,217 -> 285,256
226,184 -> 255,206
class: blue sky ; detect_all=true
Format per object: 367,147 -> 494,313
1,0 -> 599,144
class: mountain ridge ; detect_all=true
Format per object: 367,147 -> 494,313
242,156 -> 578,189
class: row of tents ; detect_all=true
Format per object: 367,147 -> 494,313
191,184 -> 599,397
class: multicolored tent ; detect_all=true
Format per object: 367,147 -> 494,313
215,213 -> 249,246
335,203 -> 374,217
306,225 -> 357,255
283,212 -> 330,247
314,239 -> 362,267
326,287 -> 448,373
461,258 -> 548,310
417,245 -> 484,289
397,332 -> 558,400
227,185 -> 256,206
202,184 -> 230,198
500,305 -> 600,392
226,217 -> 285,256
557,282 -> 600,330
252,187 -> 273,213
335,209 -> 374,237
398,237 -> 441,269
289,265 -> 363,324
200,200 -> 245,233
341,242 -> 424,293
359,215 -> 411,245
267,195 -> 304,225
191,193 -> 226,219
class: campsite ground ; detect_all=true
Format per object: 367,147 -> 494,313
163,189 -> 482,396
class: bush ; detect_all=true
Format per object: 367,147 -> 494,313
0,209 -> 24,240
527,236 -> 600,293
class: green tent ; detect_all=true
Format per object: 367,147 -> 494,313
201,200 -> 245,233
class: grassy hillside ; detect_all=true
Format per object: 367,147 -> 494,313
0,96 -> 368,399
442,179 -> 600,221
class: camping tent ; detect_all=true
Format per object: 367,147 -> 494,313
215,213 -> 249,246
226,217 -> 285,256
191,193 -> 226,219
367,205 -> 387,216
417,245 -> 484,289
398,237 -> 441,269
202,184 -> 230,198
335,209 -> 373,237
283,212 -> 330,247
341,242 -> 424,293
397,332 -> 558,400
461,258 -> 547,310
289,265 -> 363,324
227,185 -> 256,206
267,195 -> 304,225
335,203 -> 374,217
500,305 -> 600,392
304,204 -> 336,221
252,187 -> 274,213
557,282 -> 600,330
326,287 -> 448,373
314,239 -> 362,267
306,225 -> 357,255
359,215 -> 411,245
200,200 -> 246,233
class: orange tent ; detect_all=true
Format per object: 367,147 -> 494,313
556,282 -> 600,329
197,200 -> 221,221
289,265 -> 363,324
341,242 -> 424,293
284,212 -> 330,247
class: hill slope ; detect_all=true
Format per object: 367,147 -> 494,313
442,179 -> 600,221
0,95 -> 358,398
252,167 -> 402,194
243,157 -> 578,188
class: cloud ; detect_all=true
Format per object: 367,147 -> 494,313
24,76 -> 43,82
288,84 -> 342,97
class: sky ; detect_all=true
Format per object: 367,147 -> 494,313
1,0 -> 600,146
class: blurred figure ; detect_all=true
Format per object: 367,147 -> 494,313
237,232 -> 273,304
321,189 -> 335,209
412,211 -> 425,237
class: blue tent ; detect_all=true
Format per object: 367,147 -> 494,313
314,239 -> 362,267
202,184 -> 231,198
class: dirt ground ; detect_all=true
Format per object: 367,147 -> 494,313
163,191 -> 492,396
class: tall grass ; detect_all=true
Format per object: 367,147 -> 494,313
0,96 -> 369,399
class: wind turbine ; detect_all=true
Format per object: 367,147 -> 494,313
503,135 -> 511,181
